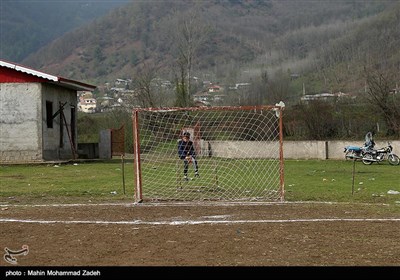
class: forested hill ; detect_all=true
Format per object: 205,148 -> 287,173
0,0 -> 130,62
15,0 -> 400,99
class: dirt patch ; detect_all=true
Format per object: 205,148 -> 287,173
1,201 -> 399,267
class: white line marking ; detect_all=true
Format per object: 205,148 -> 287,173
0,203 -> 137,208
1,218 -> 399,226
202,215 -> 232,219
0,200 -> 392,208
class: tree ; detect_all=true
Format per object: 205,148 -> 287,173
133,62 -> 161,108
170,7 -> 210,107
266,69 -> 291,104
174,60 -> 187,107
364,69 -> 400,136
296,101 -> 338,140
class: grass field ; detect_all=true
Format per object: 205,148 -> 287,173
1,159 -> 400,268
1,159 -> 399,207
284,159 -> 400,206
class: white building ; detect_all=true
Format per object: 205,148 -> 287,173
0,59 -> 96,163
78,97 -> 97,113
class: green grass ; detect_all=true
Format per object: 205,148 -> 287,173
284,159 -> 400,204
0,159 -> 399,205
0,160 -> 135,204
138,157 -> 283,201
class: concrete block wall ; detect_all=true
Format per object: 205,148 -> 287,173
208,141 -> 279,158
206,140 -> 400,160
0,150 -> 43,163
283,141 -> 327,159
284,140 -> 400,160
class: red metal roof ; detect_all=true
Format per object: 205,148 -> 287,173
0,59 -> 96,91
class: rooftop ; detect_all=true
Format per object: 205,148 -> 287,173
0,59 -> 96,91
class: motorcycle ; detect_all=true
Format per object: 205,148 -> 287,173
344,145 -> 366,160
344,132 -> 375,160
362,142 -> 400,166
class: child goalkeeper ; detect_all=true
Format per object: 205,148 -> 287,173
178,131 -> 199,180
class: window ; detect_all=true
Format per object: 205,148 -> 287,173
46,101 -> 53,128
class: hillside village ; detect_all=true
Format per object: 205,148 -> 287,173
77,76 -> 364,114
78,78 -> 254,113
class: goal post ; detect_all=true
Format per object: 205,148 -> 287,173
132,105 -> 285,203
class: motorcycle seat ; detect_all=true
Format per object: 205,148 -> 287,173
346,146 -> 362,151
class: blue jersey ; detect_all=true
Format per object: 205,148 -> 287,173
178,139 -> 196,159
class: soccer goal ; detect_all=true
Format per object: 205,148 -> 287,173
132,105 -> 284,203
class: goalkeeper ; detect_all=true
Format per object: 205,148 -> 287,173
178,131 -> 199,181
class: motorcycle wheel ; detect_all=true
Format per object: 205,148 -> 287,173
362,154 -> 374,165
388,154 -> 400,166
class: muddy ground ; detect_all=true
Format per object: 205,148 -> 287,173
1,201 -> 399,276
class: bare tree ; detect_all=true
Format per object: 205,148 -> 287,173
171,7 -> 210,106
365,69 -> 400,136
133,62 -> 161,108
174,59 -> 187,107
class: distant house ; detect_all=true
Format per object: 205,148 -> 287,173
229,83 -> 251,90
208,85 -> 221,93
214,94 -> 227,102
301,92 -> 335,102
0,59 -> 96,163
78,97 -> 97,113
300,92 -> 351,103
114,78 -> 131,89
193,91 -> 212,104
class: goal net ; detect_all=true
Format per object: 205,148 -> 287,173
132,105 -> 284,203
